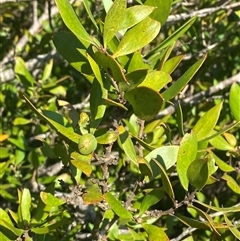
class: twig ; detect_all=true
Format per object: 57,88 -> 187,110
0,50 -> 59,84
0,2 -> 59,66
167,2 -> 240,24
157,72 -> 240,118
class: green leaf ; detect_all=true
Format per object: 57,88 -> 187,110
221,173 -> 240,194
193,102 -> 223,141
209,132 -> 236,151
188,205 -> 220,235
40,192 -> 66,207
162,55 -> 206,101
120,5 -> 156,30
23,95 -> 80,147
146,16 -> 197,58
145,145 -> 179,171
145,0 -> 172,25
96,130 -> 118,144
82,0 -> 99,31
139,189 -> 164,215
177,132 -> 198,191
175,214 -> 210,229
54,0 -> 94,47
53,31 -> 92,75
138,157 -> 153,178
93,50 -> 128,83
103,0 -> 126,48
118,125 -> 138,165
142,224 -> 168,241
125,86 -> 163,121
151,159 -> 175,200
42,59 -> 53,82
224,214 -> 240,239
0,147 -> 9,159
193,199 -> 240,213
138,70 -> 172,92
19,188 -> 31,226
82,182 -> 103,204
212,152 -> 235,172
113,17 -> 161,57
87,53 -> 108,132
104,192 -> 132,219
120,69 -> 148,92
187,158 -> 209,190
229,83 -> 240,121
162,55 -> 184,74
15,57 -> 36,88
70,151 -> 92,176
0,219 -> 23,238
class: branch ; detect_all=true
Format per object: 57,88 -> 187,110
167,2 -> 240,23
157,72 -> 240,119
0,1 -> 59,67
0,50 -> 59,84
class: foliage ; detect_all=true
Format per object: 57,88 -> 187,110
1,0 -> 240,240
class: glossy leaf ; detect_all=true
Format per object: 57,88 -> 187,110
152,158 -> 175,200
194,199 -> 240,213
87,53 -> 108,132
71,152 -> 92,176
145,145 -> 179,171
54,0 -> 94,47
94,50 -> 128,83
113,17 -> 161,57
13,117 -> 31,126
142,224 -> 169,241
138,157 -> 153,178
177,132 -> 198,191
0,219 -> 23,237
96,130 -> 118,144
224,214 -> 240,239
162,55 -> 206,101
139,188 -> 164,215
145,0 -> 172,25
118,125 -> 138,165
212,152 -> 235,172
82,0 -> 99,30
187,158 -> 209,190
103,0 -> 126,48
162,55 -> 184,74
19,188 -> 31,226
120,5 -> 155,30
221,173 -> 240,194
40,192 -> 65,207
138,70 -> 172,92
193,102 -> 222,141
23,95 -> 80,147
104,192 -> 132,219
15,57 -> 36,87
53,31 -> 91,75
229,82 -> 240,121
125,86 -> 163,121
147,16 -> 197,58
209,132 -> 236,151
188,205 -> 220,235
175,214 -> 210,229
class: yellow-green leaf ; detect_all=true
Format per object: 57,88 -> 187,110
193,102 -> 223,141
104,192 -> 132,219
113,17 -> 161,57
229,82 -> 240,121
177,132 -> 198,191
103,0 -> 126,48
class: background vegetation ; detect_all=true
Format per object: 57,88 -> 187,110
1,0 -> 240,240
